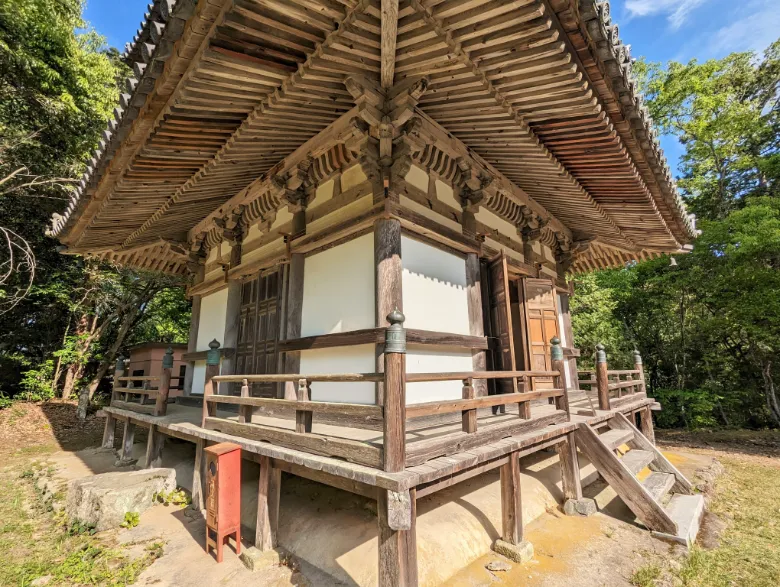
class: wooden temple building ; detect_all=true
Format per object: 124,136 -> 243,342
50,0 -> 704,584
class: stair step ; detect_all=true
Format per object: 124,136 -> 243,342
621,449 -> 655,475
642,472 -> 676,502
651,493 -> 706,548
598,428 -> 634,451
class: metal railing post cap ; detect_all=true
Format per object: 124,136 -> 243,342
596,343 -> 607,364
550,336 -> 563,361
385,308 -> 406,354
633,349 -> 642,365
114,355 -> 125,371
162,346 -> 174,369
206,339 -> 221,366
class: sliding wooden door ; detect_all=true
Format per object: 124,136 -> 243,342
235,270 -> 282,397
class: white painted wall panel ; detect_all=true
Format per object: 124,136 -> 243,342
301,233 -> 375,336
299,345 -> 376,404
401,236 -> 470,334
191,288 -> 229,395
405,345 -> 473,404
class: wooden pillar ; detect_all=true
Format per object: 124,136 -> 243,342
202,340 -> 221,428
102,414 -> 116,449
220,279 -> 242,395
145,423 -> 165,469
110,355 -> 126,403
550,337 -> 571,420
465,253 -> 488,397
283,253 -> 305,400
556,434 -> 583,501
383,310 -> 407,473
633,350 -> 647,395
639,406 -> 656,445
118,419 -> 136,464
378,488 -> 417,587
183,294 -> 202,396
595,343 -> 610,411
375,218 -> 403,405
192,438 -> 206,511
500,452 -> 523,545
461,378 -> 477,433
238,378 -> 252,423
295,378 -> 313,433
154,347 -> 174,417
255,455 -> 281,551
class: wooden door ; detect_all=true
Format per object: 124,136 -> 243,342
235,270 -> 281,397
488,254 -> 518,394
520,278 -> 559,389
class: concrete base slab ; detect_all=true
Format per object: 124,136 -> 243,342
492,539 -> 534,563
564,498 -> 598,516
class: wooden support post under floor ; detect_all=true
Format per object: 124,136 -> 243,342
102,414 -> 116,449
118,419 -> 136,465
493,451 -> 534,563
639,406 -> 655,445
378,488 -> 418,587
191,438 -> 206,512
145,423 -> 165,469
255,455 -> 281,551
556,433 -> 597,516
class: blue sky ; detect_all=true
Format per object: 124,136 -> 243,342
83,0 -> 779,175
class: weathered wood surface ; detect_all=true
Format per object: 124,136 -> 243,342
377,487 -> 418,587
610,412 -> 692,493
204,417 -> 384,469
405,389 -> 563,419
206,395 -> 383,419
500,453 -> 523,544
383,351 -> 406,472
574,423 -> 678,535
556,433 -> 582,501
145,423 -> 165,468
255,455 -> 281,551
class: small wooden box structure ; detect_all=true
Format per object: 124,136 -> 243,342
205,442 -> 242,562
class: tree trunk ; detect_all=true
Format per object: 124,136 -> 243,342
761,360 -> 780,427
76,307 -> 139,420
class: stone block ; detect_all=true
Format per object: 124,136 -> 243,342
240,546 -> 284,572
563,498 -> 598,517
66,468 -> 176,531
492,539 -> 534,563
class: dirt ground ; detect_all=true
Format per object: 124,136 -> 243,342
1,401 -> 777,587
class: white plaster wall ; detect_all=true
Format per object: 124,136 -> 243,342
402,237 -> 472,402
191,288 -> 229,395
297,235 -> 376,403
405,345 -> 473,404
301,233 -> 375,336
401,235 -> 469,334
405,165 -> 429,192
299,345 -> 376,404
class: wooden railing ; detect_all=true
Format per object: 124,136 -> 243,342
577,346 -> 647,410
197,315 -> 573,471
109,347 -> 180,417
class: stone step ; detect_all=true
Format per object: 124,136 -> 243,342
652,493 -> 706,548
620,449 -> 655,475
642,471 -> 676,502
599,428 -> 634,451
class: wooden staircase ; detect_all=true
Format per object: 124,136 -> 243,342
575,412 -> 705,547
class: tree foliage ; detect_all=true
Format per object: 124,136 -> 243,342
574,42 -> 780,429
0,0 -> 190,411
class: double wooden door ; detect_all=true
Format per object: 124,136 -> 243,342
488,255 -> 560,391
235,270 -> 282,397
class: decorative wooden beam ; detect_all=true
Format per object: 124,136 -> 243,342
381,0 -> 399,89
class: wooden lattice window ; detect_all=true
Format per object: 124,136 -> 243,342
235,270 -> 282,398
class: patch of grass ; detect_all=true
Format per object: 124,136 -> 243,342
670,456 -> 780,587
630,563 -> 661,587
153,487 -> 191,507
0,463 -> 159,586
120,512 -> 140,529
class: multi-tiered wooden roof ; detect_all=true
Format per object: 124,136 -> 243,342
49,0 -> 695,274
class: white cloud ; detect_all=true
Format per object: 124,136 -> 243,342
705,0 -> 780,56
624,0 -> 709,30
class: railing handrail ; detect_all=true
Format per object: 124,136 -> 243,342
116,375 -> 159,381
212,373 -> 384,383
406,388 -> 564,418
205,394 -> 382,418
405,370 -> 558,383
606,369 -> 641,376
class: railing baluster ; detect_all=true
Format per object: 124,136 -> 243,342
518,374 -> 531,419
296,378 -> 312,433
154,347 -> 173,417
462,377 -> 477,433
550,337 -> 571,421
238,378 -> 252,424
383,310 -> 407,473
202,340 -> 221,428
